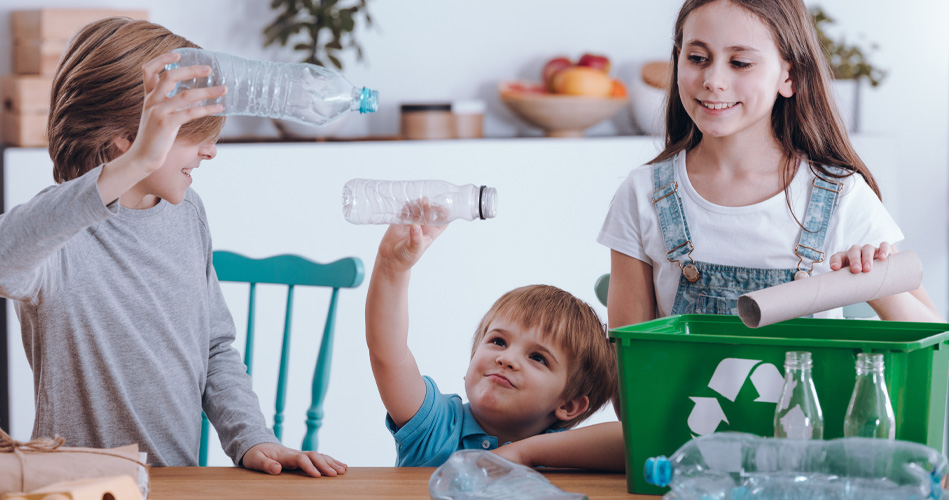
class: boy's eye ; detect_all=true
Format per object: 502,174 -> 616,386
489,337 -> 506,347
731,60 -> 751,69
529,353 -> 548,366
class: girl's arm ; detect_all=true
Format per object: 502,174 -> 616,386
830,243 -> 945,322
607,250 -> 657,329
492,422 -> 626,471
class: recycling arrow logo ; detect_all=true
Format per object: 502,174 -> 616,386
687,358 -> 784,435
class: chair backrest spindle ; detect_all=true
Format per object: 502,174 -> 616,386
199,251 -> 363,465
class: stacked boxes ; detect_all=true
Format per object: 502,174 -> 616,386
2,9 -> 148,146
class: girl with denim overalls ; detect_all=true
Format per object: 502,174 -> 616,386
598,0 -> 944,330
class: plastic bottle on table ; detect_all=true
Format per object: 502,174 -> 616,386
844,352 -> 896,439
164,48 -> 378,126
429,450 -> 586,500
774,351 -> 824,439
342,179 -> 497,225
644,432 -> 949,500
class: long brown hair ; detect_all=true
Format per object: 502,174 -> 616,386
651,0 -> 881,200
48,17 -> 224,183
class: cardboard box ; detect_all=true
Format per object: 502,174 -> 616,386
2,76 -> 54,114
1,111 -> 47,147
10,9 -> 149,75
11,9 -> 149,41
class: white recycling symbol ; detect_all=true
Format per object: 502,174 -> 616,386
687,358 -> 784,435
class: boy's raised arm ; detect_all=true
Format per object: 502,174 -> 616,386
366,224 -> 447,428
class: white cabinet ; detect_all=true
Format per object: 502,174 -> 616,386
2,137 -> 660,465
3,134 -> 922,465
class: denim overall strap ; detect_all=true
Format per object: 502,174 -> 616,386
794,166 -> 845,275
651,159 -> 697,275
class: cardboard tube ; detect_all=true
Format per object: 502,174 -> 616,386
737,251 -> 922,328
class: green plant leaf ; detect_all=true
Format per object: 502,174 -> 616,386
809,4 -> 886,86
266,0 -> 374,68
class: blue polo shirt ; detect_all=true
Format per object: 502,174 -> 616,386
385,376 -> 563,467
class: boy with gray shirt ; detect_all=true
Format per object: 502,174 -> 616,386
0,18 -> 345,476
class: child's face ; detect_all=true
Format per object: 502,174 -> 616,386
134,137 -> 217,206
465,316 -> 573,435
676,0 -> 793,140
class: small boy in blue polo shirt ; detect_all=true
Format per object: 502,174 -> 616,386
366,224 -> 622,469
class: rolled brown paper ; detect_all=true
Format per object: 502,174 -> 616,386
737,251 -> 923,328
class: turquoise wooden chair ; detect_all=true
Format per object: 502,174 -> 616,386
199,250 -> 364,466
593,273 -> 875,318
594,273 -> 610,307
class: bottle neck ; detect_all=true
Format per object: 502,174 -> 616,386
855,353 -> 885,375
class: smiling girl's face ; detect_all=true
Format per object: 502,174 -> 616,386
676,0 -> 795,141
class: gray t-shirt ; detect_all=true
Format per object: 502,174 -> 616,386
0,165 -> 278,465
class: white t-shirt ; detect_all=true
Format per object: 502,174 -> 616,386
597,151 -> 903,319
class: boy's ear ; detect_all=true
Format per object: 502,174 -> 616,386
778,62 -> 795,98
555,395 -> 590,422
112,136 -> 132,153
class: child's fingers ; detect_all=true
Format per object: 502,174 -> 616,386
160,84 -> 227,111
876,241 -> 892,260
828,251 -> 844,271
140,52 -> 181,93
860,244 -> 875,272
150,64 -> 214,103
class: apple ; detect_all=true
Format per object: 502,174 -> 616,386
577,53 -> 611,74
541,56 -> 573,91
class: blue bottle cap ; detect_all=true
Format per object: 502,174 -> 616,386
644,455 -> 672,486
359,87 -> 379,114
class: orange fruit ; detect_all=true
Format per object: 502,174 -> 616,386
552,67 -> 613,97
610,79 -> 628,97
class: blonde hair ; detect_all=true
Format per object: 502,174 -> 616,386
471,285 -> 617,430
48,17 -> 224,183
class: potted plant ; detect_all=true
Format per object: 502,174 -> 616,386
810,6 -> 886,132
262,0 -> 374,138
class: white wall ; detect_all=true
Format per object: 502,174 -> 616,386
2,0 -> 948,464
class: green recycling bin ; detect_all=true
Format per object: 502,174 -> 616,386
609,314 -> 949,495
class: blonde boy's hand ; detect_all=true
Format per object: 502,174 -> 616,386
376,224 -> 448,274
127,51 -> 227,172
241,442 -> 347,477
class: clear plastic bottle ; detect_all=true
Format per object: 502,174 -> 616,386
164,48 -> 378,126
644,432 -> 948,500
342,179 -> 497,225
774,351 -> 824,439
844,353 -> 896,439
429,450 -> 586,500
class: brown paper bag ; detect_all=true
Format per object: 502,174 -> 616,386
0,429 -> 146,497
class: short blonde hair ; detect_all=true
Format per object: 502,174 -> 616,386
471,285 -> 617,430
48,17 -> 225,183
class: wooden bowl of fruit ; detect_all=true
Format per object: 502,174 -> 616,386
499,54 -> 628,138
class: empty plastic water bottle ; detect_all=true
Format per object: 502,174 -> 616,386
774,351 -> 823,439
429,450 -> 587,500
165,48 -> 378,126
342,179 -> 497,225
844,353 -> 896,439
644,432 -> 948,500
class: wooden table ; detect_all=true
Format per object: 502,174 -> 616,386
149,467 -> 660,499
